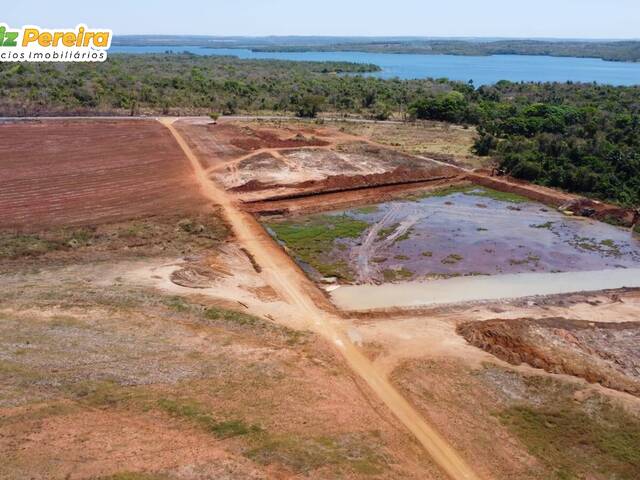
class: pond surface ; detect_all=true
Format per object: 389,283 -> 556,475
266,187 -> 640,286
110,46 -> 640,86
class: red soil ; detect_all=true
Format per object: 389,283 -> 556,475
0,120 -> 207,231
234,166 -> 458,197
174,120 -> 329,170
230,126 -> 328,151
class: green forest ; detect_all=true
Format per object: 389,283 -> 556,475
1,53 -> 638,207
409,82 -> 640,207
251,39 -> 640,63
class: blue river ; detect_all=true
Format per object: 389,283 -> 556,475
110,46 -> 640,86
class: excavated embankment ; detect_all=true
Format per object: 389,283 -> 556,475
458,317 -> 640,396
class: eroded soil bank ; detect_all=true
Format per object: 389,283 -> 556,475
458,317 -> 640,397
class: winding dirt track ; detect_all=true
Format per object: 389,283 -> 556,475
159,118 -> 482,480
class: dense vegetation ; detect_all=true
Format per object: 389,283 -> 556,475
472,82 -> 640,207
0,54 -> 385,116
407,82 -> 640,206
253,40 -> 640,63
113,36 -> 640,62
1,53 -> 638,207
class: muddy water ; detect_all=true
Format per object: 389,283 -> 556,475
326,188 -> 640,284
331,268 -> 640,310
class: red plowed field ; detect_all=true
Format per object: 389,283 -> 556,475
0,120 -> 207,231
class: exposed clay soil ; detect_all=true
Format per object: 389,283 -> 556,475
0,120 -> 208,231
458,317 -> 640,396
228,125 -> 328,151
233,166 -> 456,196
0,213 -> 440,479
244,178 -> 462,216
173,119 -> 330,170
173,118 -> 459,204
4,117 -> 640,480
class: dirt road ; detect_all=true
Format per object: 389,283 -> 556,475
159,117 -> 482,480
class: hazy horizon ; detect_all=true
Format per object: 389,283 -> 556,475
112,35 -> 640,42
5,0 -> 640,39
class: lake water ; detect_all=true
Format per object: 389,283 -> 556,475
110,46 -> 640,86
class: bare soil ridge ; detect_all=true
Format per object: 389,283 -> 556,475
458,317 -> 640,396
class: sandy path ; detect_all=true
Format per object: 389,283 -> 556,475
158,117 -> 482,480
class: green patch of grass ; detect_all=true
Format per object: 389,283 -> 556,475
597,239 -> 623,256
157,398 -> 261,439
382,268 -> 414,282
315,260 -> 355,281
177,217 -> 229,241
0,234 -> 58,259
442,253 -> 463,264
0,359 -> 42,383
0,401 -> 78,428
266,214 -> 369,280
204,306 -> 307,345
376,223 -> 400,240
355,205 -> 380,214
71,380 -> 135,407
162,295 -> 191,313
0,228 -> 99,259
465,187 -> 529,204
205,307 -> 262,327
372,256 -> 387,263
117,223 -> 153,239
572,236 -> 622,257
421,251 -> 433,257
499,401 -> 640,480
394,254 -> 409,261
408,184 -> 476,201
409,185 -> 529,204
634,223 -> 640,235
601,214 -> 628,228
246,433 -> 383,475
393,228 -> 414,244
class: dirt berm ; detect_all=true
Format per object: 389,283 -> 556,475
467,172 -> 638,227
236,165 -> 458,201
458,317 -> 640,396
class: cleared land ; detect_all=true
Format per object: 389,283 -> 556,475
338,120 -> 491,170
2,117 -> 640,480
0,119 -> 208,231
174,118 -> 459,203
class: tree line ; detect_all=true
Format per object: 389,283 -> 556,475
407,81 -> 640,207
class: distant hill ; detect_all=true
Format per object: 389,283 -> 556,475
113,36 -> 640,62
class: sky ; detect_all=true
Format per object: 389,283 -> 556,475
5,0 -> 640,39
